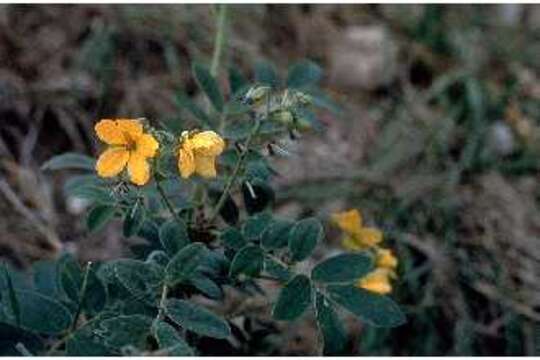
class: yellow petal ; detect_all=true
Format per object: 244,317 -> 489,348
115,119 -> 143,141
95,119 -> 144,145
376,248 -> 398,269
135,133 -> 159,158
191,131 -> 225,156
195,155 -> 218,178
96,147 -> 129,177
127,153 -> 151,186
342,235 -> 365,251
331,209 -> 363,234
95,119 -> 127,145
357,269 -> 393,295
178,140 -> 195,179
356,227 -> 383,247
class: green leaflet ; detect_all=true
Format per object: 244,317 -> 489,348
327,285 -> 406,328
165,299 -> 230,339
312,253 -> 373,284
272,274 -> 312,321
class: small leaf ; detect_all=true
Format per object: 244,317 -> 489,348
286,60 -> 323,88
229,245 -> 264,277
59,255 -> 83,303
193,62 -> 224,113
1,289 -> 72,334
220,228 -> 247,250
198,250 -> 230,276
114,259 -> 163,306
254,61 -> 279,87
41,152 -> 95,171
189,272 -> 223,300
165,299 -> 231,339
288,217 -> 324,262
272,274 -> 312,320
312,253 -> 373,284
153,320 -> 194,356
327,285 -> 406,327
263,257 -> 292,282
86,205 -> 116,233
261,218 -> 294,249
82,266 -> 107,315
123,201 -> 145,238
315,293 -> 348,355
243,212 -> 272,241
159,219 -> 190,257
97,315 -> 153,349
165,243 -> 206,286
64,176 -> 114,204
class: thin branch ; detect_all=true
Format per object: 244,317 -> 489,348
70,261 -> 93,332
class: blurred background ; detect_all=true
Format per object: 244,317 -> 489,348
0,4 -> 539,356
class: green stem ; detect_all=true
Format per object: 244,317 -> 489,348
191,183 -> 205,224
155,284 -> 169,324
70,261 -> 92,332
210,4 -> 228,78
209,116 -> 262,223
155,176 -> 183,224
209,92 -> 270,223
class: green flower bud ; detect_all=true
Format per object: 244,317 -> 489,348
271,110 -> 294,126
243,85 -> 271,106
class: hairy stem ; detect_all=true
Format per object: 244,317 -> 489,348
209,116 -> 262,223
210,4 -> 228,78
70,261 -> 92,332
155,176 -> 183,224
155,284 -> 169,324
209,92 -> 270,223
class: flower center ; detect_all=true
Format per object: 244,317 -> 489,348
123,132 -> 137,152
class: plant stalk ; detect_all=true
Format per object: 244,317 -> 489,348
209,115 -> 262,223
155,176 -> 183,225
70,261 -> 92,332
210,4 -> 228,78
155,284 -> 169,323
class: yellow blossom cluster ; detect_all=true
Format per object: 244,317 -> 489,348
331,209 -> 398,295
94,119 -> 225,186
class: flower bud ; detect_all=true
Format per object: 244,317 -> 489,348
242,85 -> 271,106
270,109 -> 294,126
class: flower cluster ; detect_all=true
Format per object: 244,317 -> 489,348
331,209 -> 398,294
95,119 -> 225,185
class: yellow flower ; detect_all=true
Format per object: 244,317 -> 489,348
376,248 -> 398,270
357,268 -> 393,295
95,119 -> 159,186
177,130 -> 225,179
331,209 -> 383,250
332,209 -> 363,234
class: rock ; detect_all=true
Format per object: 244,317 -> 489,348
488,121 -> 515,156
330,25 -> 398,90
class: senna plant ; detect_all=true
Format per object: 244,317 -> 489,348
0,58 -> 405,356
1,60 -> 405,356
